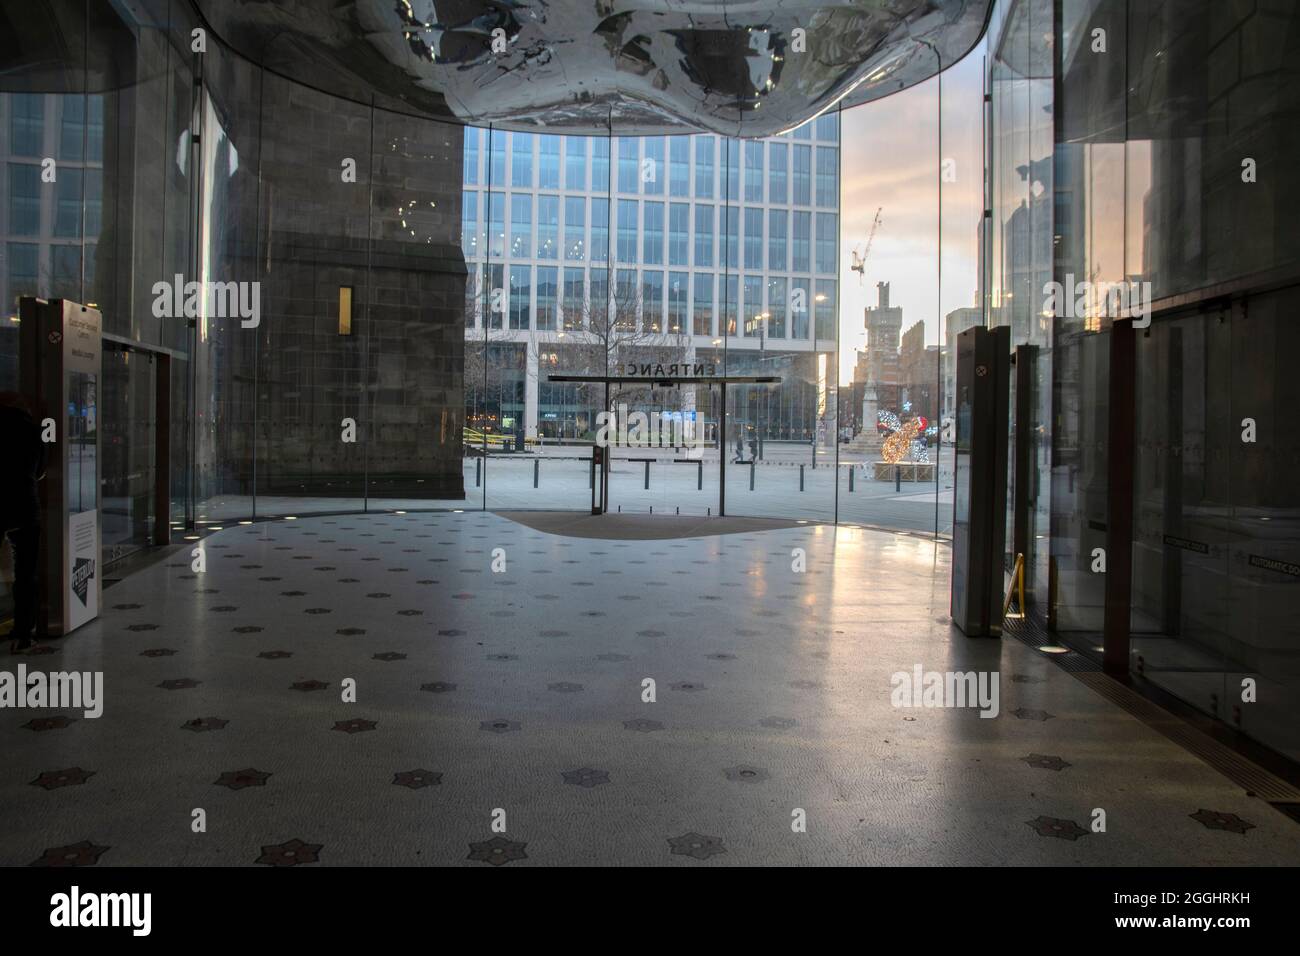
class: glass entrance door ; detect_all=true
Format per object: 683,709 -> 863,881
100,344 -> 156,566
599,381 -> 720,517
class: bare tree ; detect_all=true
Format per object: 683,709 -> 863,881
562,274 -> 693,416
463,269 -> 696,452
463,274 -> 547,451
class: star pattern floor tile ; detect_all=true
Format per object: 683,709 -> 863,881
1,510 -> 1296,867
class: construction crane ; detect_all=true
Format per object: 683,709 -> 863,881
850,206 -> 883,285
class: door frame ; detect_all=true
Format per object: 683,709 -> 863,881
102,332 -> 179,548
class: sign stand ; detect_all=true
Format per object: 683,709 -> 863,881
1002,552 -> 1026,621
18,297 -> 102,637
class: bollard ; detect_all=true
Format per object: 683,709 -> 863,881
697,460 -> 703,490
589,457 -> 595,489
895,465 -> 901,492
475,457 -> 482,487
533,458 -> 539,488
849,466 -> 854,493
643,460 -> 650,490
799,463 -> 804,492
749,461 -> 755,491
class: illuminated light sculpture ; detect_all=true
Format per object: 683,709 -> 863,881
879,412 -> 930,464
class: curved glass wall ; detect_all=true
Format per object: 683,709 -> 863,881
458,60 -> 983,533
1,1 -> 471,538
988,0 -> 1300,762
1,0 -> 197,556
0,0 -> 983,542
9,0 -> 1292,764
831,51 -> 984,538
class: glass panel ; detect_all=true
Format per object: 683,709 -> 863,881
483,123 -> 613,511
643,137 -> 664,196
1131,307 -> 1230,721
538,135 -> 560,190
694,136 -> 714,198
194,45 -> 261,523
642,201 -> 663,265
463,127 -> 480,185
1047,0 -> 1120,631
565,137 -> 586,191
564,196 -> 584,260
510,193 -> 532,258
101,347 -> 155,565
941,50 -> 994,543
838,84 -> 936,533
1226,289 -> 1300,761
257,70 -> 389,516
668,137 -> 689,197
8,93 -> 44,157
537,195 -> 558,260
511,132 -> 533,188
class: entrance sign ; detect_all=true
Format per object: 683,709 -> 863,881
18,298 -> 102,636
619,362 -> 717,378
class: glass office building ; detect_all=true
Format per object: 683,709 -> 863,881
461,124 -> 840,449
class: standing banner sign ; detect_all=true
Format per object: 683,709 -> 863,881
67,510 -> 98,631
18,297 -> 102,637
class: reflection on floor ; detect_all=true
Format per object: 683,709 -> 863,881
1129,635 -> 1299,761
194,454 -> 956,534
2,511 -> 1296,866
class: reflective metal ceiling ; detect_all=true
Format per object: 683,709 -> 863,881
191,0 -> 992,135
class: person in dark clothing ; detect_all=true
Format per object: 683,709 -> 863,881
0,393 -> 46,653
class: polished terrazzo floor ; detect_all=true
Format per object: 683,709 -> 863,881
2,511 -> 1297,866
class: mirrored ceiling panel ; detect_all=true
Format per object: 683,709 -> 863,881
191,0 -> 992,135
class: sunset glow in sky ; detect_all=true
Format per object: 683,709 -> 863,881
836,47 -> 985,383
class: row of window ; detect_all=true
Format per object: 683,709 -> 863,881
464,129 -> 838,207
3,93 -> 106,163
462,192 -> 837,274
4,164 -> 103,239
4,240 -> 92,304
465,265 -> 837,340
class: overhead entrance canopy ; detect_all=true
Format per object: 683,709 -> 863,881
545,372 -> 782,516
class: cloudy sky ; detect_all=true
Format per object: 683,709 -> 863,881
837,47 -> 985,383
